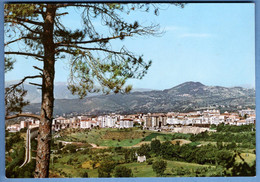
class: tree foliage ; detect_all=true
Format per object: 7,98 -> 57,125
137,143 -> 150,156
150,139 -> 161,155
98,160 -> 116,178
4,3 -> 166,98
114,166 -> 133,177
152,160 -> 167,176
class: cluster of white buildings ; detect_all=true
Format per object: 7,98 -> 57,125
6,119 -> 40,132
6,109 -> 255,133
50,114 -> 134,132
165,109 -> 256,127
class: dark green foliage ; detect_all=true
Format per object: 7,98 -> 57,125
231,161 -> 255,176
144,133 -> 174,141
5,132 -> 37,178
129,149 -> 137,162
146,158 -> 153,165
58,142 -> 63,150
224,153 -> 256,176
190,130 -> 255,147
137,144 -> 150,157
226,142 -> 237,150
216,141 -> 223,150
4,57 -> 15,73
82,171 -> 89,178
6,147 -> 25,177
114,166 -> 133,177
6,159 -> 36,178
64,144 -> 77,153
20,128 -> 27,133
160,141 -> 174,160
152,160 -> 167,176
171,133 -> 191,140
215,150 -> 234,167
98,160 -> 116,178
5,86 -> 29,116
67,158 -> 73,165
124,149 -> 131,163
5,132 -> 22,151
216,123 -> 255,132
151,139 -> 161,155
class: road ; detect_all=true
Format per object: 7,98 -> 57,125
20,128 -> 31,168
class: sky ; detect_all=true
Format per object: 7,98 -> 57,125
5,3 -> 255,90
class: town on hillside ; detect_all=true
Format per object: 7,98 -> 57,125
6,108 -> 256,134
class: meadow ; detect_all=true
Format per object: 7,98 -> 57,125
47,125 -> 256,177
6,124 -> 256,178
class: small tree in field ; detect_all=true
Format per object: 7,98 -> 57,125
114,166 -> 133,177
151,139 -> 161,155
98,160 -> 116,178
152,160 -> 167,176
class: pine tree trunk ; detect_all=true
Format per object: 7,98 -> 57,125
34,5 -> 56,178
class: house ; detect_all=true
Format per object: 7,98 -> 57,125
91,119 -> 99,127
7,124 -> 20,132
119,118 -> 133,128
246,115 -> 255,124
98,116 -> 106,128
105,115 -> 117,128
137,155 -> 146,163
80,119 -> 91,129
69,117 -> 80,128
20,120 -> 29,129
239,109 -> 255,117
236,120 -> 247,126
166,117 -> 180,125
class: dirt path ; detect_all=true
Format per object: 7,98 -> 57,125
89,143 -> 109,149
171,139 -> 191,145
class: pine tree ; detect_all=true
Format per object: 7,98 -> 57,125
4,3 -> 184,178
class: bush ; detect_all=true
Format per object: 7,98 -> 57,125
152,160 -> 167,176
98,160 -> 116,178
82,172 -> 88,178
114,166 -> 133,177
146,159 -> 153,165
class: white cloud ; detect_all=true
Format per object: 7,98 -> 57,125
163,26 -> 183,32
163,26 -> 213,39
180,33 -> 212,38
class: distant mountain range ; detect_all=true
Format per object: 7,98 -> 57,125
5,81 -> 103,103
19,81 -> 255,116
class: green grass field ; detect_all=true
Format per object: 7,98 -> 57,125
57,128 -> 151,147
48,127 -> 256,178
56,128 -> 197,148
50,153 -> 217,178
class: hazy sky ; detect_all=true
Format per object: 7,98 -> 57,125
5,3 -> 255,90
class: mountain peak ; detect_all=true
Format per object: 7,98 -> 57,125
164,81 -> 205,95
177,81 -> 205,88
171,81 -> 205,90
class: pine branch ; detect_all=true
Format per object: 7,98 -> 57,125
56,34 -> 132,46
15,17 -> 43,26
56,12 -> 68,16
5,37 -> 25,46
7,75 -> 42,93
5,113 -> 41,120
58,47 -> 125,55
5,36 -> 40,46
6,20 -> 43,35
29,82 -> 42,87
33,66 -> 43,72
5,51 -> 44,59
